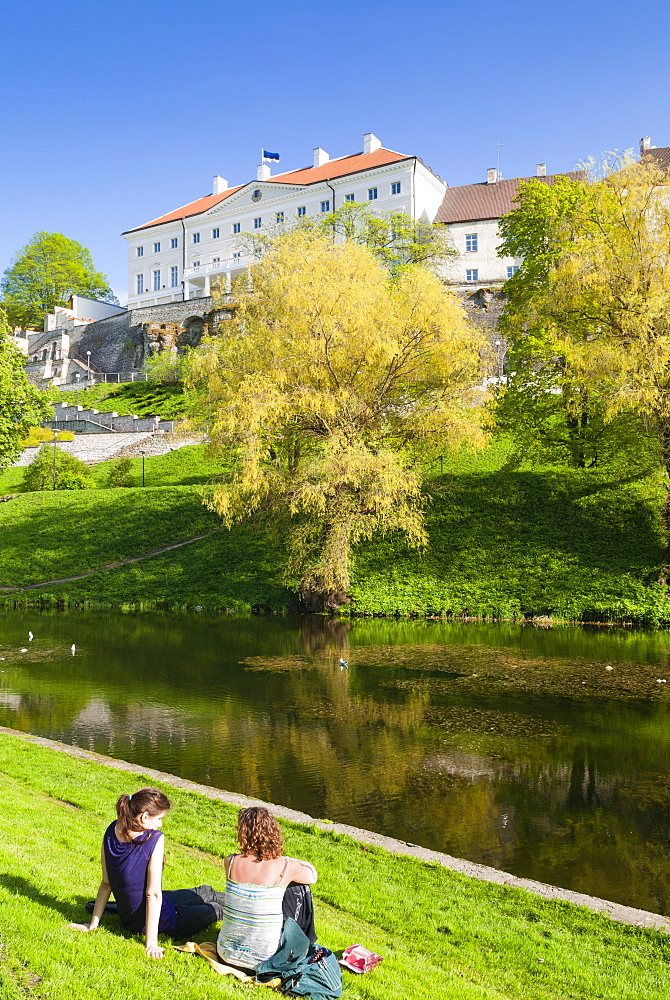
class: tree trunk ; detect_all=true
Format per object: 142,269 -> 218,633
656,417 -> 670,586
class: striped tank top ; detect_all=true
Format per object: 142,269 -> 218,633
216,855 -> 288,970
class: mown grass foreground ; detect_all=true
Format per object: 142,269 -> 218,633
0,440 -> 668,621
0,732 -> 669,1000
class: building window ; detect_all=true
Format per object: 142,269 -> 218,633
391,182 -> 401,195
254,217 -> 262,229
368,187 -> 378,201
212,256 -> 220,263
213,227 -> 220,238
153,269 -> 161,291
466,269 -> 479,282
233,252 -> 242,259
297,206 -> 306,217
193,233 -> 200,244
344,193 -> 355,202
153,242 -> 160,253
193,260 -> 200,268
232,223 -> 240,234
506,266 -> 520,279
320,200 -> 330,213
276,211 -> 284,223
465,233 -> 478,252
136,274 -> 144,294
136,246 -> 144,257
170,266 -> 178,287
170,237 -> 178,249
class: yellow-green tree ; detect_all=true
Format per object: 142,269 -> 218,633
188,231 -> 485,610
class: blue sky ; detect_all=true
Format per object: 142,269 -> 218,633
1,0 -> 669,304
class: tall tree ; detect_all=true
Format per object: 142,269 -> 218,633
2,232 -> 116,329
189,231 -> 485,611
495,166 -> 660,470
0,309 -> 51,471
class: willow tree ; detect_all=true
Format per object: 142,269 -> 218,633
188,231 -> 485,610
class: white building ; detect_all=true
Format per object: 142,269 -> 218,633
436,165 -> 585,289
122,133 -> 447,308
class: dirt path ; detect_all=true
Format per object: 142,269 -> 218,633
0,528 -> 225,592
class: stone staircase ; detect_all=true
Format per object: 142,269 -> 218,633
47,401 -> 173,434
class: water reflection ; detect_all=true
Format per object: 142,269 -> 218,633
1,612 -> 670,912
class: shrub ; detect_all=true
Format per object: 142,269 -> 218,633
107,457 -> 134,488
22,427 -> 74,447
23,445 -> 95,492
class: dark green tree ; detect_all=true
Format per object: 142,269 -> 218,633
0,309 -> 51,473
2,232 -> 116,329
23,444 -> 95,492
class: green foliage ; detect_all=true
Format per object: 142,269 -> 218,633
0,309 -> 51,471
318,201 -> 455,272
106,456 -> 134,488
23,445 -> 95,492
145,350 -> 191,386
0,734 -> 669,1000
0,440 -> 668,624
23,426 -> 74,446
49,381 -> 187,418
191,231 -> 485,610
1,231 -> 116,329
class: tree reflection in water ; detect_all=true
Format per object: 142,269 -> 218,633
1,612 -> 670,912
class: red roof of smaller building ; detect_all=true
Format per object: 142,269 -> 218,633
125,148 -> 412,234
435,171 -> 585,225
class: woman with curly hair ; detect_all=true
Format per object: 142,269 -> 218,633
216,806 -> 318,970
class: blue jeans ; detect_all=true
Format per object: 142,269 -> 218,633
164,884 -> 226,939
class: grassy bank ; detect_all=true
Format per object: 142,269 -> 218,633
0,440 -> 668,622
0,732 -> 668,999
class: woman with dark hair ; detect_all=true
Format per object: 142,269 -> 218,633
69,787 -> 226,959
216,806 -> 318,971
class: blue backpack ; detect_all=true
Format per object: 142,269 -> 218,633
255,919 -> 343,999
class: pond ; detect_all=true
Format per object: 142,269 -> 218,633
1,611 -> 670,914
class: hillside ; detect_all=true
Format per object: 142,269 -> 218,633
0,441 -> 667,621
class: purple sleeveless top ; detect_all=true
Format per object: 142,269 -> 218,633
103,822 -> 178,935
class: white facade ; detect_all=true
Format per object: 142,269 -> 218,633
122,134 -> 447,308
440,218 -> 523,287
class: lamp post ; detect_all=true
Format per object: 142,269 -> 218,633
140,450 -> 145,487
52,431 -> 59,490
86,351 -> 91,384
494,339 -> 505,379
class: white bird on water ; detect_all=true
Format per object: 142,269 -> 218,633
28,631 -> 33,641
71,644 -> 76,655
339,657 -> 348,671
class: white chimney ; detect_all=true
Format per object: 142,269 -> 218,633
313,147 -> 329,167
257,162 -> 271,181
212,175 -> 228,195
536,163 -> 547,177
487,168 -> 498,184
640,136 -> 651,155
363,133 -> 382,154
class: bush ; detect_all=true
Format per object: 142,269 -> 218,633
23,445 -> 95,492
22,427 -> 74,446
107,457 -> 134,488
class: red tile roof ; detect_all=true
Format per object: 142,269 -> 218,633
125,148 -> 412,234
435,171 -> 585,225
642,146 -> 670,171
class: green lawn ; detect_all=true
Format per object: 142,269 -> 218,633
0,732 -> 668,1000
49,382 -> 187,418
0,441 -> 668,622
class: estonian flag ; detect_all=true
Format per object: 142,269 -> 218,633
263,150 -> 280,162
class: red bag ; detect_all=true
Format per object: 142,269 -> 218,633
338,944 -> 383,974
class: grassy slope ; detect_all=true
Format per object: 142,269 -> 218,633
49,382 -> 187,418
0,733 -> 668,1000
0,441 -> 667,621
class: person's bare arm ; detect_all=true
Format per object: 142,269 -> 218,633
285,857 -> 318,885
68,843 -> 111,932
144,836 -> 165,959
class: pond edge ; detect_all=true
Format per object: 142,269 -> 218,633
2,724 -> 668,935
